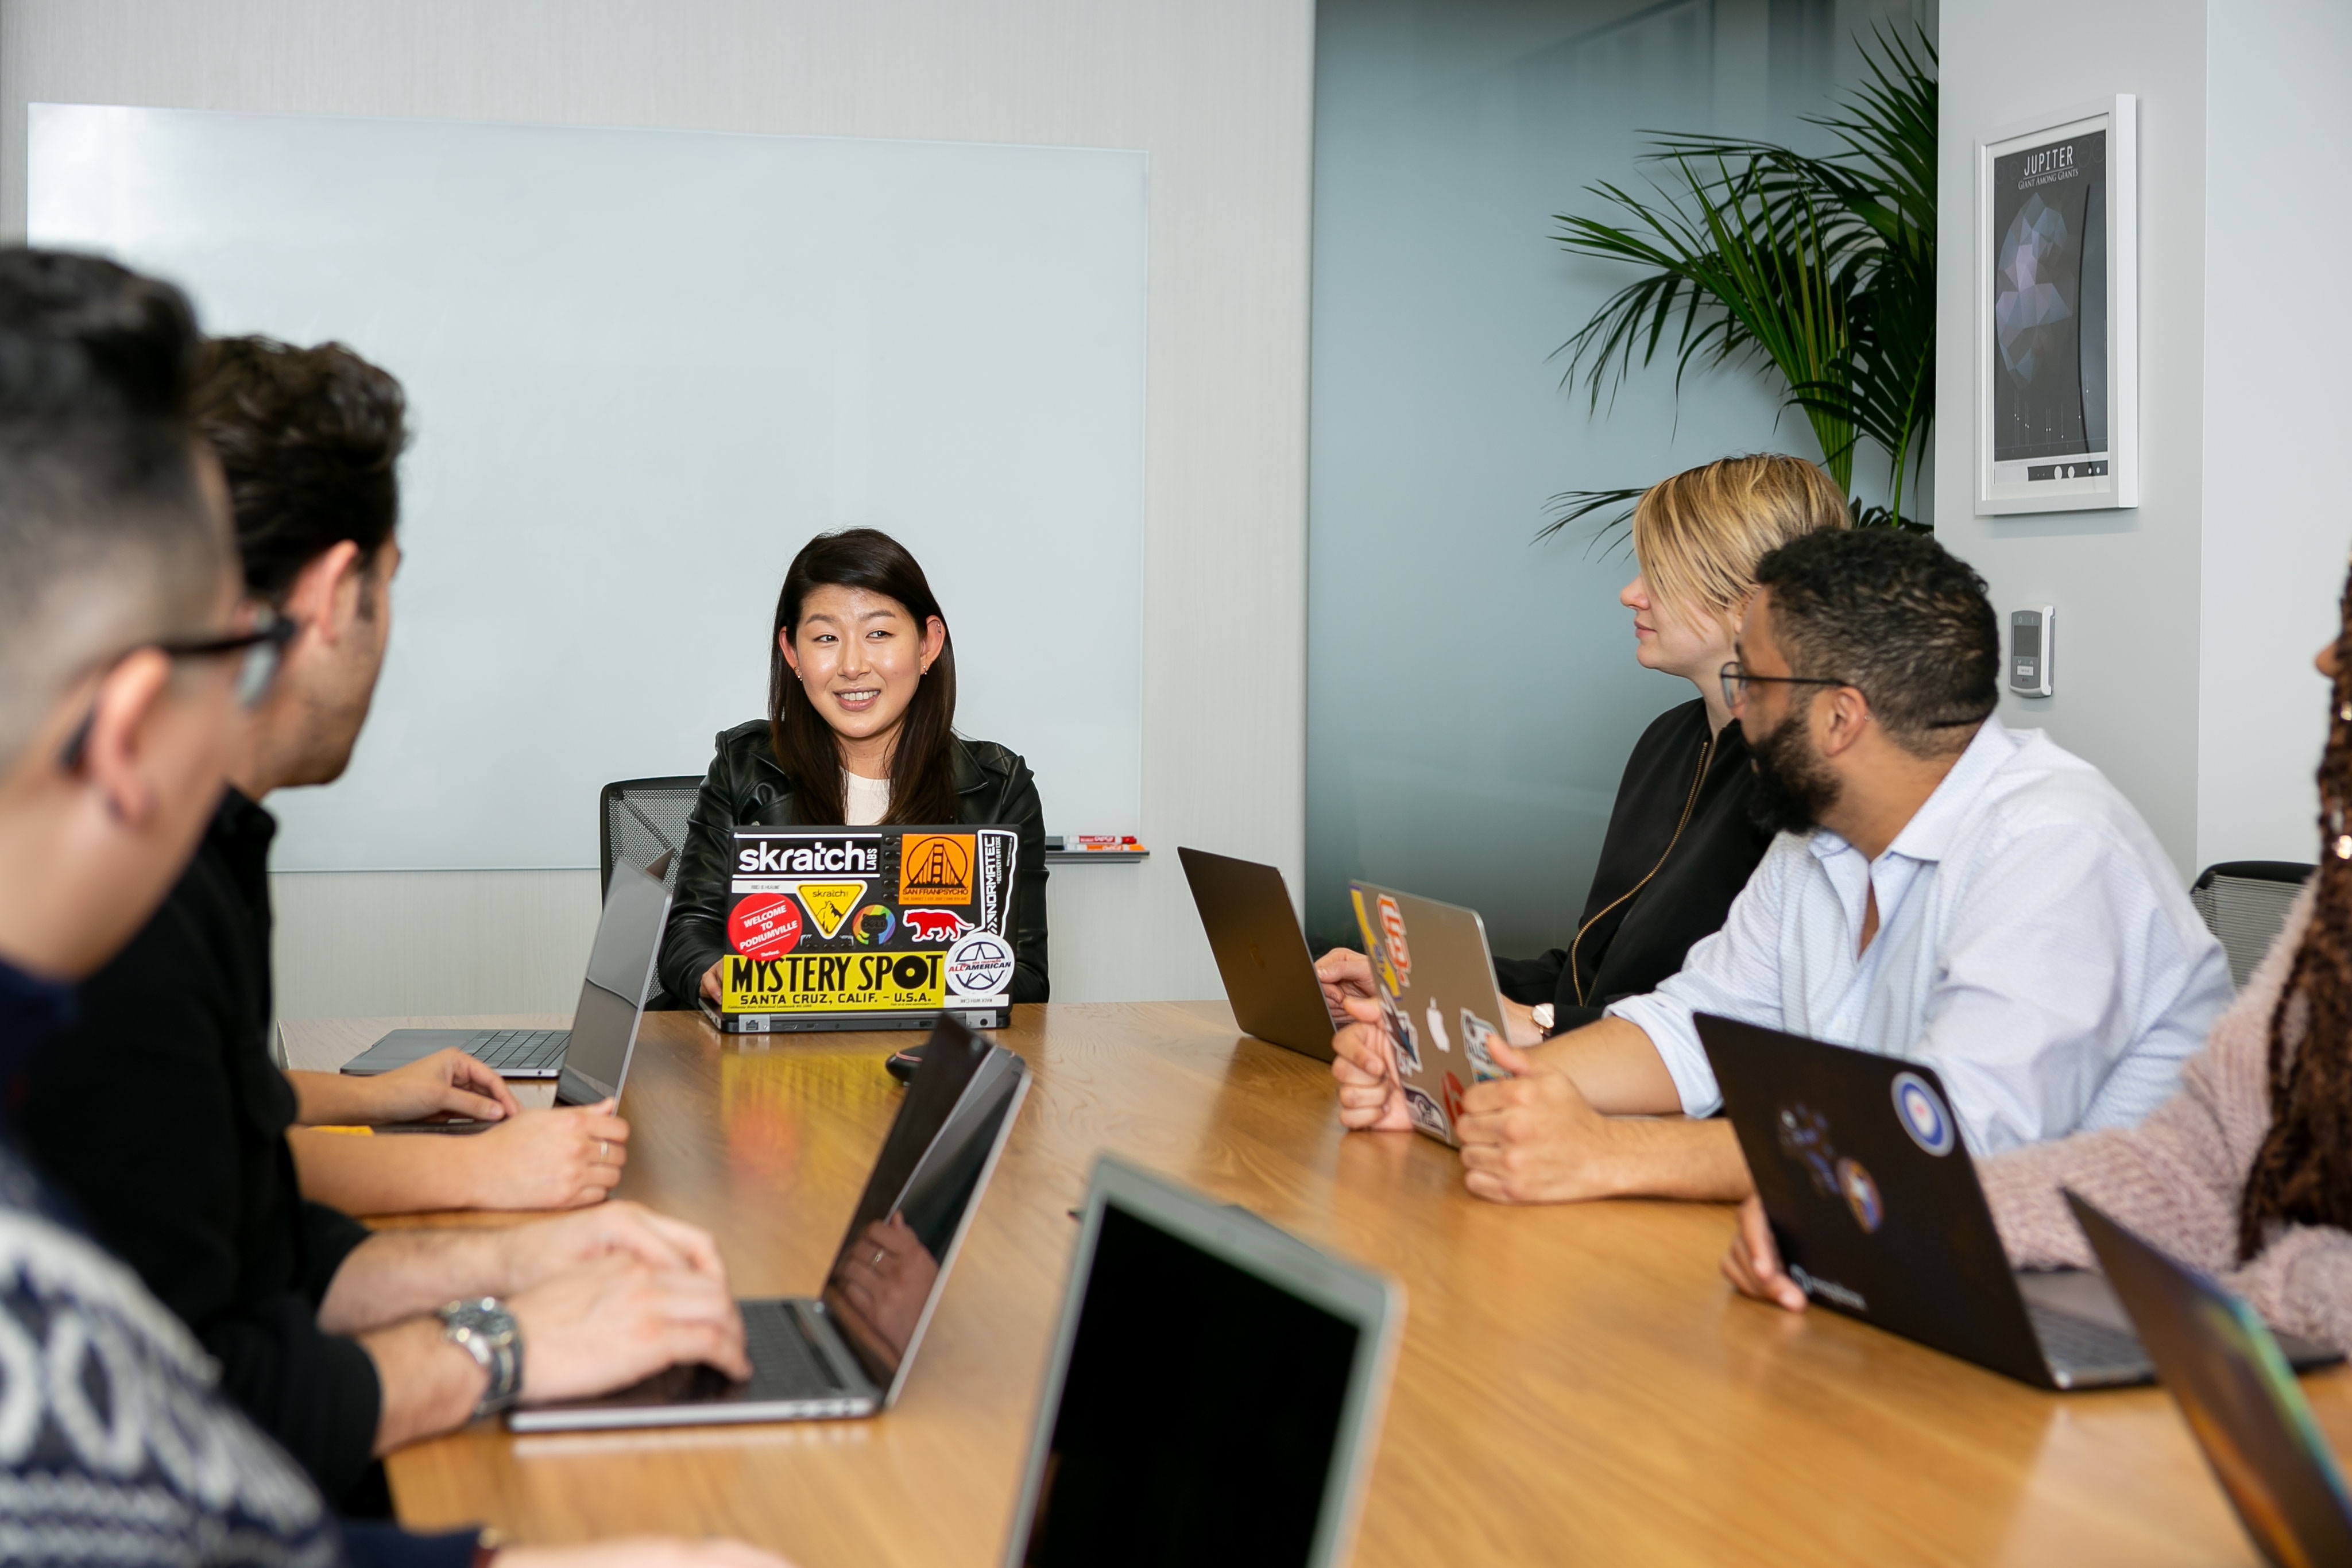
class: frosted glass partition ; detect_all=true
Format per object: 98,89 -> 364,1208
31,104 -> 1146,870
1305,0 -> 1927,957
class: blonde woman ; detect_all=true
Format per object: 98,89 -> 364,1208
1319,451 -> 1850,1037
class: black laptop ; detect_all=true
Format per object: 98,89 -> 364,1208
2069,1193 -> 2351,1565
508,1015 -> 1027,1431
1700,1013 -> 2338,1389
1177,846 -> 1337,1061
998,1157 -> 1403,1566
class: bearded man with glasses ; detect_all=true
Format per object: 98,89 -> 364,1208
1330,528 -> 2232,1205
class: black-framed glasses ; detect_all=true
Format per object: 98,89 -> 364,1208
161,607 -> 300,708
57,608 -> 301,769
1719,660 -> 1854,711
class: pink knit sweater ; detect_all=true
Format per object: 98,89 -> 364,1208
1982,883 -> 2352,1350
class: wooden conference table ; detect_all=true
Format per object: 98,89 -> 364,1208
282,1003 -> 2352,1567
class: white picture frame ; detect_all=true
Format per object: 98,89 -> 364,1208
1974,95 -> 2137,514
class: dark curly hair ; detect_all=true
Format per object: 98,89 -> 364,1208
1750,528 -> 2000,754
2239,564 -> 2352,1259
191,336 -> 407,604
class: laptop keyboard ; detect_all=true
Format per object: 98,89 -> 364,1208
2027,1302 -> 2145,1375
462,1028 -> 571,1070
742,1300 -> 849,1399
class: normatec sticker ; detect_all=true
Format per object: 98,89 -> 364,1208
1890,1071 -> 1956,1156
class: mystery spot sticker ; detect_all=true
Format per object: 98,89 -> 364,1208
943,931 -> 1015,997
727,893 -> 802,959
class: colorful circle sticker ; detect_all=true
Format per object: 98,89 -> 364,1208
1891,1071 -> 1956,1156
727,892 -> 802,958
1836,1156 -> 1883,1233
852,904 -> 897,947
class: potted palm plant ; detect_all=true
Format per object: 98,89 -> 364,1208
1542,30 -> 1936,541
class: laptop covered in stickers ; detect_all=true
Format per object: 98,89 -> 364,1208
1699,1014 -> 2339,1390
698,825 -> 1019,1034
1346,881 -> 1517,1147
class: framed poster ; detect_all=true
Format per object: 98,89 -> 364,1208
1975,95 -> 2138,514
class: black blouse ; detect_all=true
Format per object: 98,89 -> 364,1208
1492,698 -> 1771,1032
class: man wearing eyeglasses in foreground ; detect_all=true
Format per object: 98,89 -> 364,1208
1330,528 -> 2231,1203
0,249 -> 781,1567
20,334 -> 751,1515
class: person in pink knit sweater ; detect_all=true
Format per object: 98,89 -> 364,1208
1723,593 -> 2352,1352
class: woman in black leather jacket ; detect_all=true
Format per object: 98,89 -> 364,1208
660,529 -> 1049,1008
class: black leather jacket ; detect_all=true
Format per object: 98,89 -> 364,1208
660,721 -> 1051,1008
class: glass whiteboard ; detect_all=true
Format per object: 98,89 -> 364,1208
31,103 -> 1146,869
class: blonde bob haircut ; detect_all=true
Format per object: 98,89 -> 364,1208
1630,453 -> 1849,626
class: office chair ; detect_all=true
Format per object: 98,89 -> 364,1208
599,776 -> 702,899
2190,861 -> 2314,988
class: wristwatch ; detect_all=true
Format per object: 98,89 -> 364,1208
437,1297 -> 522,1419
1530,1002 -> 1556,1033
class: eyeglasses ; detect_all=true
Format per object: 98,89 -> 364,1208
57,607 -> 301,769
162,607 -> 301,708
1719,660 -> 1854,711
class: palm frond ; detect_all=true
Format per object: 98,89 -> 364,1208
1542,25 -> 1936,541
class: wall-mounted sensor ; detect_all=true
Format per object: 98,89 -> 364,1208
2010,606 -> 2054,696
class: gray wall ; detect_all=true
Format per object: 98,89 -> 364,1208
1937,0 -> 2352,881
2196,0 -> 2352,868
1305,0 -> 1927,957
1933,0 -> 2209,876
0,0 -> 1316,1014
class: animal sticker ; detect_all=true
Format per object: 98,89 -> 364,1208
902,908 -> 973,944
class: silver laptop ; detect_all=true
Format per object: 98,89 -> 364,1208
1179,846 -> 1338,1060
1000,1157 -> 1403,1567
339,855 -> 671,1105
1347,881 -> 1516,1147
508,1016 -> 1028,1431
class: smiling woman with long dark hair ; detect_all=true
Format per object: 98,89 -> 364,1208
659,528 -> 1049,1008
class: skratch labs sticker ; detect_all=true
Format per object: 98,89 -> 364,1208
719,827 -> 1019,1018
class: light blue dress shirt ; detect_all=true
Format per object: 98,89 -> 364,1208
1606,717 -> 2233,1155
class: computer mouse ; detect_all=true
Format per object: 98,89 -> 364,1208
884,1044 -> 926,1085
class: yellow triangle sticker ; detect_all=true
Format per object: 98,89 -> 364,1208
796,881 -> 866,939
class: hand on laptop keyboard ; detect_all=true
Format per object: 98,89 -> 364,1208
297,1046 -> 524,1126
510,1251 -> 751,1404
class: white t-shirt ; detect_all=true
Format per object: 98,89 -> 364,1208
844,771 -> 892,826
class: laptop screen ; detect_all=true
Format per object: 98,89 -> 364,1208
1015,1202 -> 1364,1567
561,858 -> 671,1102
818,1025 -> 1024,1391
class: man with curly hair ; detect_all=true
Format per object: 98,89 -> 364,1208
1331,528 -> 2232,1205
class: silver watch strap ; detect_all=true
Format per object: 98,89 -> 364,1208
438,1296 -> 522,1418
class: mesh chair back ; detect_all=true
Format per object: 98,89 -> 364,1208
2191,861 -> 2314,988
600,776 -> 702,899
